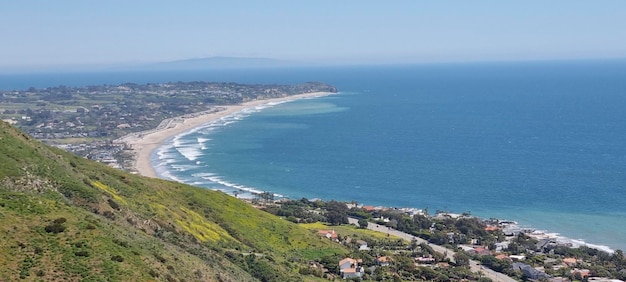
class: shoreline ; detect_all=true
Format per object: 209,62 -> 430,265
115,91 -> 335,178
114,91 -> 619,254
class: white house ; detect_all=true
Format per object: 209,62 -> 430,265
339,257 -> 364,279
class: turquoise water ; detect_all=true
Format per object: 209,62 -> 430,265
153,61 -> 626,252
3,61 -> 625,251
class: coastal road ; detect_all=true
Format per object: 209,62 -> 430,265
348,218 -> 517,282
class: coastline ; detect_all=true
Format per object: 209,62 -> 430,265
114,90 -> 621,254
113,87 -> 622,255
116,91 -> 334,178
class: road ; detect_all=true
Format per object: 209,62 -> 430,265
348,217 -> 517,282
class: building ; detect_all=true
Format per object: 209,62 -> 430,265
513,262 -> 551,280
318,230 -> 339,241
376,256 -> 390,266
339,258 -> 364,279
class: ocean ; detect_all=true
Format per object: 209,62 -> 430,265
2,60 -> 625,252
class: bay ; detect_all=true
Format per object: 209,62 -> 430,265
155,61 -> 626,252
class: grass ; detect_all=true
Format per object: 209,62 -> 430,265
0,120 -> 348,281
300,222 -> 401,240
91,180 -> 127,205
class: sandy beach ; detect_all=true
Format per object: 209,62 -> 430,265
116,92 -> 334,178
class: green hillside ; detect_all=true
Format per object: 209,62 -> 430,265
0,121 -> 346,281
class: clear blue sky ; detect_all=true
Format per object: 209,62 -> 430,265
1,1 -> 625,69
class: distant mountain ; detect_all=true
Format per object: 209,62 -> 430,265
138,56 -> 304,71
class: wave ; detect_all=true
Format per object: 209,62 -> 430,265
197,137 -> 211,144
557,236 -> 615,254
506,225 -> 615,254
167,99 -> 293,144
156,168 -> 184,183
171,135 -> 204,161
157,100 -> 292,165
170,164 -> 200,172
152,99 -> 302,198
191,172 -> 215,178
204,176 -> 264,194
155,145 -> 180,164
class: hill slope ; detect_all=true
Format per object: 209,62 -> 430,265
0,121 -> 345,281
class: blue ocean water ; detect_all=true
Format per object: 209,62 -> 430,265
153,61 -> 626,252
2,60 -> 625,251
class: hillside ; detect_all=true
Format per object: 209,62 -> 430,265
0,120 -> 346,281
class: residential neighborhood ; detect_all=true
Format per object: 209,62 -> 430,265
262,198 -> 626,281
0,81 -> 337,169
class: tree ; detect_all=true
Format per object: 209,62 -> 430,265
358,218 -> 369,229
454,252 -> 470,267
325,200 -> 349,225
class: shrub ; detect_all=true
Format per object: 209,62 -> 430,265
149,269 -> 159,278
113,239 -> 130,248
154,253 -> 167,263
107,199 -> 120,210
103,210 -> 115,220
44,223 -> 65,234
53,217 -> 67,224
74,250 -> 90,257
111,255 -> 124,262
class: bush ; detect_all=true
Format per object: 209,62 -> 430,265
107,199 -> 120,210
113,239 -> 130,248
53,217 -> 67,224
149,269 -> 159,278
111,255 -> 124,262
103,210 -> 116,220
75,250 -> 90,257
154,253 -> 167,263
44,223 -> 65,234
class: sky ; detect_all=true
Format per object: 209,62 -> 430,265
1,1 -> 626,70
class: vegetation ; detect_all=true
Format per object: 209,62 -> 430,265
2,119 -> 625,281
0,121 -> 345,281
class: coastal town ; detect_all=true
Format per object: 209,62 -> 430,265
261,198 -> 626,281
0,81 -> 337,169
1,80 -> 625,281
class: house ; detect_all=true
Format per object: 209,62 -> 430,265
495,254 -> 511,261
339,258 -> 364,279
536,238 -> 557,252
496,241 -> 509,252
376,256 -> 390,266
357,240 -> 370,251
318,230 -> 339,241
571,268 -> 591,279
467,246 -> 491,256
484,225 -> 500,231
510,255 -> 526,261
513,262 -> 551,280
562,257 -> 578,267
362,206 -> 376,212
